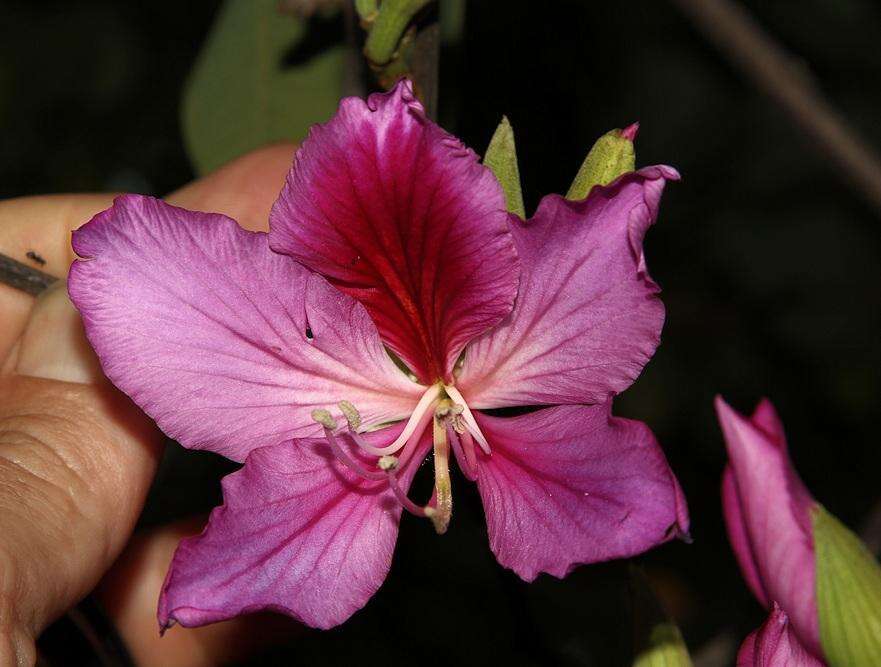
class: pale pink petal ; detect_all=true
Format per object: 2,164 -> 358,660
716,397 -> 821,656
158,423 -> 429,630
69,195 -> 421,462
737,604 -> 825,666
457,166 -> 676,409
474,403 -> 688,581
269,79 -> 519,383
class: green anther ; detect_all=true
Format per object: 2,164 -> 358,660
338,400 -> 362,429
311,408 -> 336,429
378,455 -> 399,471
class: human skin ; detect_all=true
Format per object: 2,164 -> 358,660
0,144 -> 299,666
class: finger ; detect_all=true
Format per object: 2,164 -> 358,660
97,520 -> 301,667
0,194 -> 118,280
0,195 -> 115,360
0,143 -> 296,663
166,142 -> 294,231
0,142 -> 295,362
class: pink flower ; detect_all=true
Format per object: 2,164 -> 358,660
69,80 -> 688,630
737,604 -> 825,666
716,397 -> 822,659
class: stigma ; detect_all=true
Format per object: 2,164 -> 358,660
310,383 -> 488,534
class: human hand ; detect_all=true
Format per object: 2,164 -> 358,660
0,144 -> 298,666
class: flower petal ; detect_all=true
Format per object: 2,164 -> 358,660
474,403 -> 688,581
716,397 -> 821,656
69,195 -> 421,462
737,603 -> 825,666
457,166 -> 675,408
158,424 -> 429,630
723,466 -> 769,607
269,80 -> 520,383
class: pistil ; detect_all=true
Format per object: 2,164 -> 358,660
428,405 -> 453,534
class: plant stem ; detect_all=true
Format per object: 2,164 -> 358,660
670,0 -> 881,214
363,0 -> 430,65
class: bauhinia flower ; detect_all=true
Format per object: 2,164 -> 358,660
69,80 -> 688,630
737,604 -> 824,667
718,396 -> 881,665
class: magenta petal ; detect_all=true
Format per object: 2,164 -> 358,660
457,166 -> 676,409
737,604 -> 825,667
716,397 -> 821,656
159,424 -> 429,630
474,403 -> 689,581
69,195 -> 421,462
269,80 -> 520,383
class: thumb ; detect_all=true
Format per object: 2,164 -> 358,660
0,282 -> 163,665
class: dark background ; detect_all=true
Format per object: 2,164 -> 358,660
2,0 -> 880,664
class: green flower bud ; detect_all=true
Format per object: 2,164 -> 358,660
566,123 -> 638,201
483,116 -> 526,219
633,623 -> 693,667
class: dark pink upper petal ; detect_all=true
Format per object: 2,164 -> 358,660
269,79 -> 520,384
456,166 -> 676,409
716,397 -> 821,656
474,403 -> 689,581
158,424 -> 429,630
737,604 -> 825,666
68,195 -> 421,462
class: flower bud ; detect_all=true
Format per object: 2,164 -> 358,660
483,115 -> 526,218
717,396 -> 881,666
566,123 -> 638,200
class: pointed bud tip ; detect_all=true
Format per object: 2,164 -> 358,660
621,122 -> 640,142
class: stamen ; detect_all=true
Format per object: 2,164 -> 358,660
378,455 -> 432,517
388,474 -> 431,517
459,429 -> 479,474
443,385 -> 491,454
311,410 -> 385,481
447,425 -> 477,481
348,384 -> 442,456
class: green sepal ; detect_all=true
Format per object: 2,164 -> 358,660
182,0 -> 345,175
566,127 -> 636,201
813,504 -> 881,666
483,116 -> 526,219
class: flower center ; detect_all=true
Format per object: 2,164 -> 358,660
310,383 -> 488,534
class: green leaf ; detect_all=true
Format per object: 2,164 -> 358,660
483,116 -> 525,219
813,504 -> 881,666
182,0 -> 345,175
633,623 -> 693,667
566,126 -> 636,201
